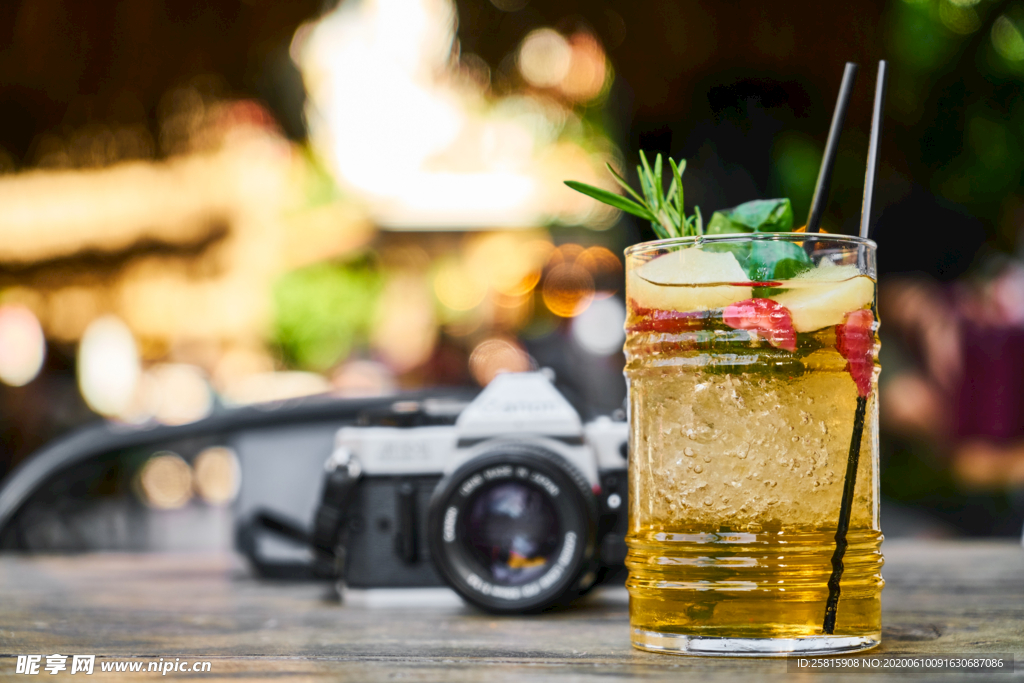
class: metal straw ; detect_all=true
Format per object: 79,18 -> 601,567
822,59 -> 888,636
806,62 -> 859,235
859,61 -> 888,239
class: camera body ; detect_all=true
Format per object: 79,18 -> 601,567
320,372 -> 628,613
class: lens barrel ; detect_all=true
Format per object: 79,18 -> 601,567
427,444 -> 598,613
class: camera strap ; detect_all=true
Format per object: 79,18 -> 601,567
309,458 -> 361,579
237,453 -> 362,581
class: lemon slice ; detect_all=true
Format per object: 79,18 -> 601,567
627,247 -> 752,312
788,262 -> 861,282
772,271 -> 875,332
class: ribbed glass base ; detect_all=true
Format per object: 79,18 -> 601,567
632,628 -> 881,657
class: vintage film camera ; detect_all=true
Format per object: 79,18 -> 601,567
0,370 -> 627,614
244,372 -> 628,613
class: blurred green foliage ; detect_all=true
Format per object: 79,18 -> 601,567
888,0 -> 1024,247
769,133 -> 821,225
299,147 -> 348,209
272,259 -> 382,372
891,0 -> 963,72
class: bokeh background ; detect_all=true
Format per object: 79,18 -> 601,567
0,0 -> 1022,546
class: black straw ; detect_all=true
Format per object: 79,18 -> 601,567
822,60 -> 888,635
806,62 -> 859,235
859,61 -> 888,239
822,395 -> 868,634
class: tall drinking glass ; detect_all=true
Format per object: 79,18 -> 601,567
624,233 -> 883,656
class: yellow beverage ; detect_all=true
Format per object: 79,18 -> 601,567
624,236 -> 883,656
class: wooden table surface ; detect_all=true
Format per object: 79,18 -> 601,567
1,541 -> 1022,681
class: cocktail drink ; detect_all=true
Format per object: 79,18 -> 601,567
624,234 -> 883,656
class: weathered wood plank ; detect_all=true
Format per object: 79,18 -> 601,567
0,541 -> 1021,681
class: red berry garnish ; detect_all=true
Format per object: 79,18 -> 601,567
722,298 -> 797,351
626,300 -> 704,334
628,299 -> 656,317
835,309 -> 875,397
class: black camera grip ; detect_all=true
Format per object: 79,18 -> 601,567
310,464 -> 362,578
238,462 -> 362,580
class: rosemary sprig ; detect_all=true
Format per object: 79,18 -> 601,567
564,151 -> 703,239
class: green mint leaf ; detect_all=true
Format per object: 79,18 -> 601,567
744,240 -> 812,282
706,198 -> 794,234
706,211 -> 750,234
738,198 -> 794,232
563,181 -> 655,221
702,238 -> 810,284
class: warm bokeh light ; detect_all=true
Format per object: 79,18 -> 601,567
577,245 -> 623,298
144,364 -> 214,426
371,274 -> 438,372
519,29 -> 573,88
518,28 -> 608,103
541,262 -> 595,317
193,446 -> 241,506
212,346 -> 276,396
0,305 -> 46,387
137,452 -> 193,510
464,232 -> 549,295
560,32 -> 610,103
571,297 -> 626,356
549,243 -> 586,266
492,291 -> 534,331
469,337 -> 531,386
294,0 -> 616,229
331,359 -> 397,397
0,89 -> 373,402
77,315 -> 140,418
433,258 -> 487,312
498,238 -> 554,296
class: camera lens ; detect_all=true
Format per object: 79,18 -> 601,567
427,445 -> 598,613
463,481 -> 560,585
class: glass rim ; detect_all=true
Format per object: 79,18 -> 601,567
624,232 -> 877,257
